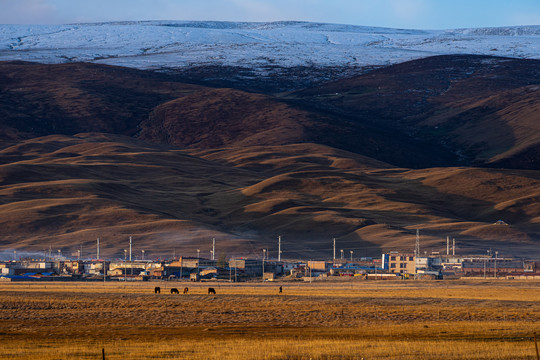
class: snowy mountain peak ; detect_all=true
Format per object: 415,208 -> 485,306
0,21 -> 539,74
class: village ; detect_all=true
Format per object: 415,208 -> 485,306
2,245 -> 540,282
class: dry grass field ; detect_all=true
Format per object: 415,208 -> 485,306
0,280 -> 539,359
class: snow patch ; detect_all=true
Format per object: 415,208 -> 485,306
0,21 -> 539,73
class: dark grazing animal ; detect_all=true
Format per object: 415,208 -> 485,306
183,287 -> 189,294
208,287 -> 216,295
279,286 -> 282,294
170,288 -> 179,294
154,286 -> 160,294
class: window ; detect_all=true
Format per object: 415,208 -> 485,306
390,256 -> 396,261
409,257 -> 414,261
400,263 -> 406,268
400,256 -> 405,261
390,263 -> 396,268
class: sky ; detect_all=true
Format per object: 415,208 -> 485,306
1,0 -> 540,29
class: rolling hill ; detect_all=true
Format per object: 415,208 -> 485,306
0,53 -> 539,259
0,134 -> 538,259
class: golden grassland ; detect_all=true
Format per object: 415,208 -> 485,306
0,280 -> 539,359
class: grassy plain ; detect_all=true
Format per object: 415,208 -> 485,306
0,280 -> 539,359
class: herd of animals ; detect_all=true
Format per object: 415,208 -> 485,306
153,286 -> 283,294
154,286 -> 215,294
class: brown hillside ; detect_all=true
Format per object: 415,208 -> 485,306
0,61 -> 203,144
138,88 -> 310,148
137,86 -> 455,168
1,135 -> 538,259
0,61 -> 456,168
3,57 -> 539,169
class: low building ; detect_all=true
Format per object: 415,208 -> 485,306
82,260 -> 107,276
63,260 -> 82,275
462,259 -> 526,276
229,259 -> 262,276
165,260 -> 190,278
307,261 -> 332,272
107,261 -> 146,277
109,267 -> 145,276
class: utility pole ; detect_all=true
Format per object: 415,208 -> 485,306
262,249 -> 266,281
452,238 -> 455,256
212,238 -> 216,261
340,249 -> 344,260
129,236 -> 132,262
123,249 -> 127,282
278,236 -> 282,262
494,251 -> 498,279
333,238 -> 336,263
350,250 -> 353,262
446,236 -> 450,257
141,250 -> 145,261
415,229 -> 420,258
97,238 -> 100,260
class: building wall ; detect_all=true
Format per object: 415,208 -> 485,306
385,253 -> 416,274
229,259 -> 262,276
307,261 -> 330,272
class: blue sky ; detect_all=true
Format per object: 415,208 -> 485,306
1,0 -> 540,29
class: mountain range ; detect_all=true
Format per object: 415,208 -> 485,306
0,21 -> 539,260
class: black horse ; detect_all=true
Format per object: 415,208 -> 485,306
208,287 -> 216,295
170,288 -> 179,294
154,286 -> 161,294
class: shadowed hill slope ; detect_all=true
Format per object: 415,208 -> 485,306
0,61 -> 204,144
137,87 -> 452,168
288,55 -> 540,169
4,56 -> 540,170
0,61 -> 452,168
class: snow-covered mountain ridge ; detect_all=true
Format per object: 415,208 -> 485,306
1,21 -> 539,74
